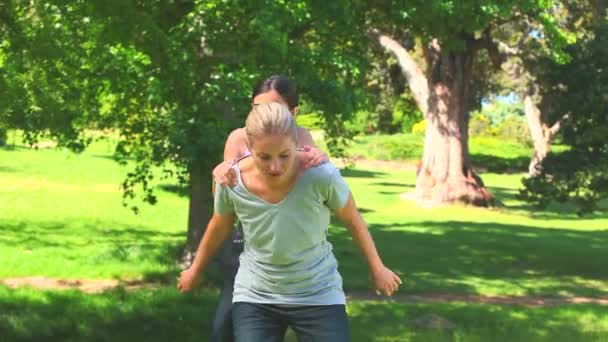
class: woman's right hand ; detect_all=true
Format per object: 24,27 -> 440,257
371,265 -> 403,297
212,160 -> 237,187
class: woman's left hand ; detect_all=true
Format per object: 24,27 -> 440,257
298,145 -> 329,168
177,268 -> 200,294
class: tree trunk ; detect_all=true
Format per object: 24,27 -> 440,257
372,30 -> 493,206
523,93 -> 564,177
182,163 -> 213,266
416,42 -> 493,206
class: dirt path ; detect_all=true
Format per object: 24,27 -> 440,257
345,291 -> 608,307
3,277 -> 607,307
0,277 -> 162,293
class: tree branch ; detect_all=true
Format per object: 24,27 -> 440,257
475,29 -> 504,69
368,28 -> 429,114
549,113 -> 570,136
496,27 -> 531,58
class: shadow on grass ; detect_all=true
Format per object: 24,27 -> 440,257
0,145 -> 31,152
372,182 -> 415,188
0,286 -> 218,342
0,220 -> 186,283
471,153 -> 530,173
1,286 -> 606,342
340,168 -> 385,178
330,220 -> 608,297
0,165 -> 21,173
158,184 -> 189,198
349,300 -> 608,342
489,186 -> 608,220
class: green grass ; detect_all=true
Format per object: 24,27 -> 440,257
1,133 -> 607,341
1,287 -> 607,342
0,137 -> 186,280
331,169 -> 608,297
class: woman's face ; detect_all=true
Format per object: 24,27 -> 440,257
249,134 -> 297,182
253,90 -> 297,116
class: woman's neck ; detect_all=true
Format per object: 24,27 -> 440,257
257,159 -> 300,190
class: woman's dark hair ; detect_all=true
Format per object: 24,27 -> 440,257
251,75 -> 298,109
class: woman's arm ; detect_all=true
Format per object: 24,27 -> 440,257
296,127 -> 329,168
212,128 -> 248,186
296,127 -> 316,147
334,193 -> 402,296
223,128 -> 248,161
177,212 -> 235,293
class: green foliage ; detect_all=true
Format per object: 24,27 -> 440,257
394,93 -> 424,132
350,133 -> 424,160
345,111 -> 374,135
469,113 -> 493,137
368,0 -> 572,59
295,113 -> 323,131
469,98 -> 530,145
411,119 -> 427,135
481,98 -> 525,125
0,0 -> 369,208
346,96 -> 422,136
0,122 -> 7,146
522,20 -> 608,214
469,113 -> 531,146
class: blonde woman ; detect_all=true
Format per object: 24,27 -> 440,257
179,102 -> 402,341
210,75 -> 327,342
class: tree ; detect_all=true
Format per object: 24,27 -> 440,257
521,15 -> 608,214
491,0 -> 605,177
0,0 -> 367,261
365,1 -> 574,206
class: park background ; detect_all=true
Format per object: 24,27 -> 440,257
1,1 -> 607,341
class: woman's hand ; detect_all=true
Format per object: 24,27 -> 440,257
298,145 -> 329,168
371,265 -> 402,296
212,160 -> 237,187
177,268 -> 201,294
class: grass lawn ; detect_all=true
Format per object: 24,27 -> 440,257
2,287 -> 607,342
1,133 -> 607,341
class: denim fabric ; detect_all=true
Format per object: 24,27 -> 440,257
232,302 -> 350,342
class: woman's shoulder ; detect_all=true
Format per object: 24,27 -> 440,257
236,155 -> 254,174
229,127 -> 246,137
302,162 -> 340,184
227,128 -> 247,144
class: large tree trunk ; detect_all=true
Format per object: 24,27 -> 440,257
182,163 -> 213,266
373,31 -> 493,206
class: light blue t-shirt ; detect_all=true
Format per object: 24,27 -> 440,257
214,162 -> 350,305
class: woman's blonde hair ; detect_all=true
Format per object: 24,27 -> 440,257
245,102 -> 297,146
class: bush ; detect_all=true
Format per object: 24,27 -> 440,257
469,112 -> 494,137
411,119 -> 426,135
0,124 -> 7,147
495,116 -> 531,146
351,133 -> 423,160
469,111 -> 531,146
393,94 -> 423,133
345,110 -> 376,135
296,113 -> 323,131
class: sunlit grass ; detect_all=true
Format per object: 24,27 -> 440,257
1,131 -> 607,341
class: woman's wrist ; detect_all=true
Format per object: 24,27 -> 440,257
369,260 -> 386,275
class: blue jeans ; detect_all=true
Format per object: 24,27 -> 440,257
232,302 -> 351,342
209,228 -> 243,342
